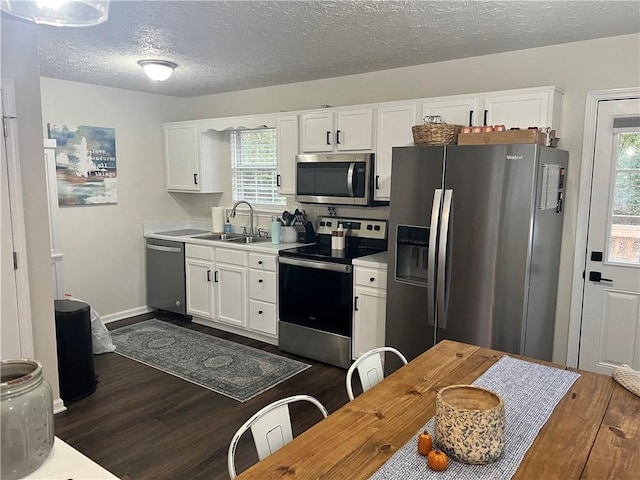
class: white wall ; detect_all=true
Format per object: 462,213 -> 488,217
184,34 -> 640,364
40,79 -> 190,318
1,18 -> 60,400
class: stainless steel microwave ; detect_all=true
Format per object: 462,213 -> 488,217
295,153 -> 387,206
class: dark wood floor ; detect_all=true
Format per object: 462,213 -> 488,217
54,312 -> 353,480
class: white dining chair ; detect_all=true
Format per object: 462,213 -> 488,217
346,347 -> 408,401
227,394 -> 329,479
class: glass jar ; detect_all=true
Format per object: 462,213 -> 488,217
1,359 -> 54,479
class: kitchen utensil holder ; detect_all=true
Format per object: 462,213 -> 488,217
412,123 -> 463,145
280,226 -> 298,243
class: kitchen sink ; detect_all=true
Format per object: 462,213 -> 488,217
224,235 -> 270,244
192,233 -> 269,243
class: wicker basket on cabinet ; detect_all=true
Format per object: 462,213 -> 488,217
412,123 -> 463,145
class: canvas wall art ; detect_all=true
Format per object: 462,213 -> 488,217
48,124 -> 117,205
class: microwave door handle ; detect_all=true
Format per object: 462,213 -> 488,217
437,189 -> 453,330
347,162 -> 355,197
427,189 -> 442,328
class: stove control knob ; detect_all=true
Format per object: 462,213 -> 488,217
367,225 -> 373,230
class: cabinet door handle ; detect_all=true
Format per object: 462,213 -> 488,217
370,277 -> 375,282
336,130 -> 341,144
193,173 -> 198,185
375,175 -> 380,190
276,174 -> 281,187
483,109 -> 488,126
258,279 -> 264,283
206,270 -> 211,282
258,310 -> 263,315
326,131 -> 331,145
354,296 -> 359,311
258,260 -> 263,265
469,110 -> 474,127
214,271 -> 219,283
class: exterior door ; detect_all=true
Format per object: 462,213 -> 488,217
579,98 -> 640,374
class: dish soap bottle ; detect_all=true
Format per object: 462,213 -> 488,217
224,217 -> 233,234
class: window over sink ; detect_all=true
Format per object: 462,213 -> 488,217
231,128 -> 286,206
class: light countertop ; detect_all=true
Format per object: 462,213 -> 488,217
145,231 -> 309,254
23,437 -> 119,479
352,251 -> 388,269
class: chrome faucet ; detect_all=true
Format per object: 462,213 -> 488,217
230,200 -> 255,236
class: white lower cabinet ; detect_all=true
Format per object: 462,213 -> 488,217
248,253 -> 278,337
352,265 -> 388,360
186,245 -> 278,344
214,248 -> 247,328
186,245 -> 215,319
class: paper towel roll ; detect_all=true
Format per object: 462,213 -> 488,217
211,207 -> 225,233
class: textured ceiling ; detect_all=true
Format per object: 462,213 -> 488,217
31,0 -> 640,98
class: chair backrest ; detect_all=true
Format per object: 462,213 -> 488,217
346,347 -> 408,401
227,394 -> 328,478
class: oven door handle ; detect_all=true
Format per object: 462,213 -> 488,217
278,256 -> 352,273
347,162 -> 355,197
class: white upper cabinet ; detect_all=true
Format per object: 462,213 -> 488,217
419,86 -> 564,135
276,114 -> 299,196
421,95 -> 484,127
374,103 -> 418,201
483,87 -> 564,137
164,122 -> 201,192
300,107 -> 373,152
163,120 -> 225,193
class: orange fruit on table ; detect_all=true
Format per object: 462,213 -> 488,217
427,449 -> 449,472
417,431 -> 433,456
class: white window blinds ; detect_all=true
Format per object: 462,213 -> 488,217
231,128 -> 285,205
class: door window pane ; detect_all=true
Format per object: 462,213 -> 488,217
609,132 -> 640,264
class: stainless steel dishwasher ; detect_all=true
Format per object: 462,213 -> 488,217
145,238 -> 186,315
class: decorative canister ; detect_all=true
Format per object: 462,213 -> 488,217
1,359 -> 54,479
435,384 -> 505,465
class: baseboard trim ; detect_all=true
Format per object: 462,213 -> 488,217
53,397 -> 66,414
102,306 -> 153,324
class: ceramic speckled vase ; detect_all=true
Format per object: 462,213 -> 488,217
435,384 -> 505,464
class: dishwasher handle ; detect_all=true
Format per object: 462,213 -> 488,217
146,244 -> 182,253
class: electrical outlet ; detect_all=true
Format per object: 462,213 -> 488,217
206,201 -> 213,213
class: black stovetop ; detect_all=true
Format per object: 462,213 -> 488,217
279,237 -> 386,265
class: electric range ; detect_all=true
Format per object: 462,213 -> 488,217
278,216 -> 388,368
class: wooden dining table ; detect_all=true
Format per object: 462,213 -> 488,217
237,340 -> 639,479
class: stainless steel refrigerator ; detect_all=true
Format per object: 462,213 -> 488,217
385,144 -> 568,373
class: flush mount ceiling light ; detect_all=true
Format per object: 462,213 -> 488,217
138,60 -> 178,82
0,0 -> 109,27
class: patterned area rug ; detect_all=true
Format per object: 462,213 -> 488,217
110,319 -> 310,402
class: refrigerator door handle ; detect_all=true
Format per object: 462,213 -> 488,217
437,189 -> 453,330
427,189 -> 442,327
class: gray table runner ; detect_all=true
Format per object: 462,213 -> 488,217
370,356 -> 580,480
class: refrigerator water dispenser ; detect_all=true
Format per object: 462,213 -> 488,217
395,225 -> 429,286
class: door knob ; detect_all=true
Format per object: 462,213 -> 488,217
589,271 -> 613,282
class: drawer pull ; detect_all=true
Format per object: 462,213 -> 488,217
258,310 -> 263,315
258,260 -> 263,265
370,277 -> 375,282
258,279 -> 264,283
